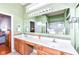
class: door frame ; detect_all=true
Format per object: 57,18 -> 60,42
29,20 -> 36,32
30,21 -> 35,32
0,11 -> 14,52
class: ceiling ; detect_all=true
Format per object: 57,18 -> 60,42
20,3 -> 31,6
46,9 -> 65,16
20,3 -> 77,17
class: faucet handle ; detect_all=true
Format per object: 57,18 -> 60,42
52,38 -> 56,42
39,35 -> 41,39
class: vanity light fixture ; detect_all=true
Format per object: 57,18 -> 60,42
37,22 -> 42,26
30,14 -> 32,16
28,7 -> 53,17
58,23 -> 62,27
43,9 -> 46,12
42,23 -> 46,26
69,17 -> 77,23
47,8 -> 49,11
40,10 -> 42,12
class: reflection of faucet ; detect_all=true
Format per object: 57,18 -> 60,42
52,38 -> 56,43
39,35 -> 41,39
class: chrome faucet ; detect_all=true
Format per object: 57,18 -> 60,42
52,38 -> 56,43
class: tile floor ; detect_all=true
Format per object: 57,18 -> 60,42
7,52 -> 20,55
0,44 -> 10,55
7,49 -> 37,55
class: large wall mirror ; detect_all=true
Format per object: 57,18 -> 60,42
28,8 -> 70,36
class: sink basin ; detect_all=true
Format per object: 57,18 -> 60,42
40,38 -> 71,49
22,34 -> 39,39
39,39 -> 57,48
40,36 -> 54,41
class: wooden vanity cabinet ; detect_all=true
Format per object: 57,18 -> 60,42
24,43 -> 33,55
18,39 -> 25,55
35,44 -> 64,55
63,52 -> 72,55
14,38 -> 33,55
14,38 -> 25,54
14,38 -> 19,52
14,38 -> 72,55
37,50 -> 49,55
42,46 -> 64,55
34,44 -> 42,50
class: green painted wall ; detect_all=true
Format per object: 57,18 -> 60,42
23,13 -> 29,33
48,14 -> 64,23
0,3 -> 25,34
35,15 -> 47,23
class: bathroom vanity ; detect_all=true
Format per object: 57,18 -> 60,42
14,38 -> 33,55
14,34 -> 78,55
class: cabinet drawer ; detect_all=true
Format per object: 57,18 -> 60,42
24,41 -> 35,46
42,46 -> 64,55
37,50 -> 49,55
14,38 -> 19,52
24,44 -> 33,55
18,42 -> 25,55
34,44 -> 42,50
63,52 -> 72,55
14,38 -> 25,55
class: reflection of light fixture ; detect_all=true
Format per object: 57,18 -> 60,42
37,22 -> 42,25
37,22 -> 45,26
26,28 -> 29,31
69,17 -> 77,23
17,24 -> 21,32
58,23 -> 62,27
42,23 -> 46,26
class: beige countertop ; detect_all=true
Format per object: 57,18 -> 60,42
25,32 -> 71,40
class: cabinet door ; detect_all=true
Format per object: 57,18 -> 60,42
14,38 -> 19,52
37,50 -> 49,55
63,52 -> 72,55
14,38 -> 25,55
6,32 -> 11,49
42,46 -> 64,55
8,32 -> 11,49
18,40 -> 25,55
24,44 -> 33,55
34,44 -> 42,50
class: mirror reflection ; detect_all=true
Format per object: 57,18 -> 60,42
29,8 -> 70,35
